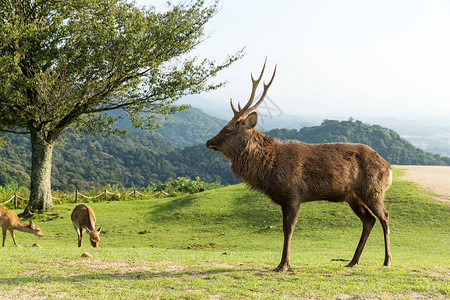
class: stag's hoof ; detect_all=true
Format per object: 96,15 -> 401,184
272,265 -> 289,272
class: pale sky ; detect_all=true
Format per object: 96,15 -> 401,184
137,0 -> 450,122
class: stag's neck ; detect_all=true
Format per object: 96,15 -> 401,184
231,130 -> 279,190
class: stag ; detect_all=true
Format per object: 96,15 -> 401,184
206,59 -> 392,272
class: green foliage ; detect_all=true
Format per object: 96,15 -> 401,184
267,119 -> 450,165
0,181 -> 29,209
0,0 -> 242,135
148,176 -> 223,195
0,176 -> 222,209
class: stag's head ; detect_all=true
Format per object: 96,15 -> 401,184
206,59 -> 276,159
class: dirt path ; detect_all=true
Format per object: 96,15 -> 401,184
395,165 -> 450,202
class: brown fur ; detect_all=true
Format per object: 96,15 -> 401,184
0,206 -> 44,247
206,67 -> 392,272
71,204 -> 101,248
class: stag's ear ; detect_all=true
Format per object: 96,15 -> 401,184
243,112 -> 258,129
29,220 -> 35,229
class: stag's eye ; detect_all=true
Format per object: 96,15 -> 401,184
223,128 -> 232,135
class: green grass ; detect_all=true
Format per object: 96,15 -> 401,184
0,167 -> 448,299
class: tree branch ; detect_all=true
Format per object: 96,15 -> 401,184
0,128 -> 30,134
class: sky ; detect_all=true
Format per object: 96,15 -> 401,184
136,0 -> 450,123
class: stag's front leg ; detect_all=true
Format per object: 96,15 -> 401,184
274,201 -> 300,272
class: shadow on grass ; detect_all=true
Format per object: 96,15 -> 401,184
0,267 -> 266,285
231,193 -> 280,227
148,194 -> 197,222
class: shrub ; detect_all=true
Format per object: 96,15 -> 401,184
148,177 -> 222,195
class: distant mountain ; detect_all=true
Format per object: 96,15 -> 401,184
111,107 -> 226,147
153,108 -> 226,147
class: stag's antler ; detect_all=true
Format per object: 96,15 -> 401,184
230,58 -> 277,119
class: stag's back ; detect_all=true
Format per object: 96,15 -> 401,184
262,141 -> 392,204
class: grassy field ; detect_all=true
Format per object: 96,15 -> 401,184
0,168 -> 448,299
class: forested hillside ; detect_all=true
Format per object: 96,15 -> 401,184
0,132 -> 172,190
266,119 -> 450,165
153,108 -> 227,147
0,130 -> 237,190
0,113 -> 448,191
113,107 -> 227,147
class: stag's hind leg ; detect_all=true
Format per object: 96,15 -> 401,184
346,199 -> 376,267
366,199 -> 392,266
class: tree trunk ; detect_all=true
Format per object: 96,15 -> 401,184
23,129 -> 55,214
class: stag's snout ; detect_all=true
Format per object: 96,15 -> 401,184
206,139 -> 218,151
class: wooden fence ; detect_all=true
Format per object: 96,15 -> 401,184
0,189 -> 170,209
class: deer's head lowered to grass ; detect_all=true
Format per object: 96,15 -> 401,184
71,204 -> 102,248
207,59 -> 392,272
0,206 -> 44,247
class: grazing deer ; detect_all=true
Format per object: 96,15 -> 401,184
206,59 -> 392,272
0,206 -> 44,247
71,204 -> 102,248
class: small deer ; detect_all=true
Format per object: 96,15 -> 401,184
0,206 -> 44,247
206,59 -> 392,272
71,204 -> 102,248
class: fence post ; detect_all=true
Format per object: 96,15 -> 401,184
104,189 -> 107,201
75,190 -> 79,203
134,188 -> 137,197
14,192 -> 18,209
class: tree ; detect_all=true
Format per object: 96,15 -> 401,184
0,0 -> 242,214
